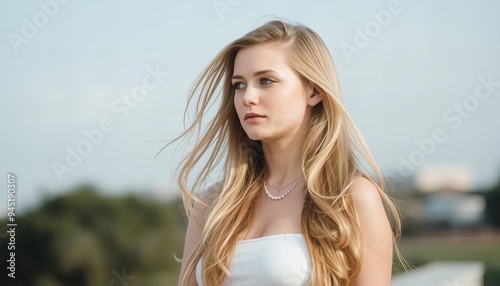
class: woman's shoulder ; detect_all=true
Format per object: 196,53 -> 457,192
348,176 -> 394,284
349,175 -> 393,242
348,175 -> 391,224
199,181 -> 223,203
190,181 -> 223,226
349,175 -> 381,204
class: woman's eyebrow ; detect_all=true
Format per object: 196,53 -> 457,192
231,69 -> 278,80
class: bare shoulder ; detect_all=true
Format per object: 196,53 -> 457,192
349,176 -> 394,285
349,176 -> 384,207
348,175 -> 392,234
348,175 -> 392,246
178,181 -> 224,286
199,181 -> 223,203
191,181 -> 223,226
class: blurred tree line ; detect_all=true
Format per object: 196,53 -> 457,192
2,177 -> 499,285
0,184 -> 185,286
485,179 -> 500,227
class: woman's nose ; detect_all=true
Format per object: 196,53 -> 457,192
241,86 -> 259,106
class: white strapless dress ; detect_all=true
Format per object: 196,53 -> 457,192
195,233 -> 311,286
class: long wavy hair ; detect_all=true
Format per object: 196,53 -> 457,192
173,20 -> 402,286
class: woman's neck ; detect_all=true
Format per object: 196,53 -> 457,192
261,136 -> 304,185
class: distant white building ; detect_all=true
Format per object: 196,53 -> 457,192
415,164 -> 473,193
422,193 -> 485,227
415,165 -> 485,227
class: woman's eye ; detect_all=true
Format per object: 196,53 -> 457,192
260,78 -> 274,85
233,82 -> 246,90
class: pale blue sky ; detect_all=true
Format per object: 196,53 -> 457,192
1,0 -> 500,212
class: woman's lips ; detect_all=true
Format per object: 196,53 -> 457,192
244,112 -> 265,121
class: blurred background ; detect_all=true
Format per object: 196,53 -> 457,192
1,0 -> 500,285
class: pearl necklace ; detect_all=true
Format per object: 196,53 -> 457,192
264,176 -> 302,200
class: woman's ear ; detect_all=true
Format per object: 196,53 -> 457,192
307,87 -> 323,107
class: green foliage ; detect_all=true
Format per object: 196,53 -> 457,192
0,184 -> 185,286
485,180 -> 500,227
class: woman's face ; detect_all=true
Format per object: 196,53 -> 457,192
232,43 -> 317,142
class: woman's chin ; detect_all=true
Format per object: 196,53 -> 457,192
245,131 -> 271,141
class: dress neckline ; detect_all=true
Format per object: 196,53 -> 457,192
237,233 -> 304,243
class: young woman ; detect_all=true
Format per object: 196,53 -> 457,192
175,20 -> 401,286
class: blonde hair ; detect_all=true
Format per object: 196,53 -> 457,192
173,20 -> 402,285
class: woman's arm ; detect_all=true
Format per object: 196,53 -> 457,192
351,177 -> 394,286
178,184 -> 220,286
